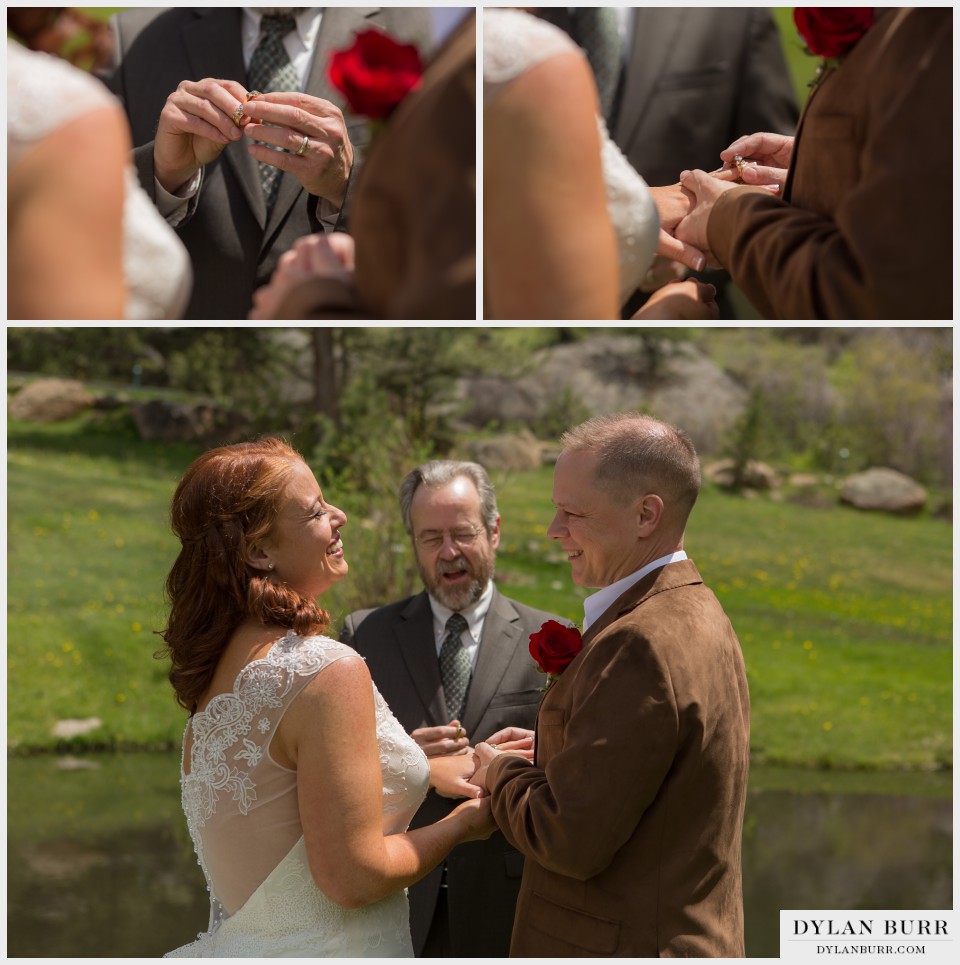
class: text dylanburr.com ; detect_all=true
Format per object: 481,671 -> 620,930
781,911 -> 955,961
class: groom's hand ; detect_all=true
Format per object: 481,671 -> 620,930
717,132 -> 794,196
411,720 -> 471,757
482,726 -> 535,760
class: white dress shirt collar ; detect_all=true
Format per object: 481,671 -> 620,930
582,551 -> 688,633
241,8 -> 322,82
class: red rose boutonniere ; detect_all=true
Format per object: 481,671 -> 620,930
328,29 -> 423,131
529,621 -> 583,693
794,8 -> 875,88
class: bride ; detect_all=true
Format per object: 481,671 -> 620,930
7,10 -> 191,320
160,438 -> 493,957
484,8 -> 717,320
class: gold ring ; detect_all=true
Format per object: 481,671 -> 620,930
734,154 -> 745,184
295,135 -> 309,157
232,103 -> 246,127
246,90 -> 262,101
455,726 -> 463,740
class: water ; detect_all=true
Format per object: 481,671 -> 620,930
5,753 -> 952,957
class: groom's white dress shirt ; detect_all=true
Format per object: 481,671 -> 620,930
582,550 -> 688,632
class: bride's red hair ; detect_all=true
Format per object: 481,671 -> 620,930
159,437 -> 329,713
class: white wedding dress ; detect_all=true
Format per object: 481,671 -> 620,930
7,42 -> 192,320
165,633 -> 430,957
483,9 -> 660,305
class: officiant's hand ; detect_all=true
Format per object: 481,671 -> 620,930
241,92 -> 353,207
154,78 -> 249,194
648,183 -> 708,273
411,719 -> 471,757
429,750 -> 483,799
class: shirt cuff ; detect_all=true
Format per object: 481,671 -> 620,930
155,170 -> 202,226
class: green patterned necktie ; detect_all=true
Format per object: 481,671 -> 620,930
247,13 -> 299,206
439,613 -> 472,721
571,7 -> 622,123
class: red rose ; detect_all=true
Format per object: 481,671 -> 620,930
328,29 -> 423,121
529,621 -> 583,677
793,8 -> 875,60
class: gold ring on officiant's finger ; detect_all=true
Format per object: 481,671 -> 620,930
455,726 -> 463,740
734,154 -> 745,183
295,135 -> 309,156
246,90 -> 262,101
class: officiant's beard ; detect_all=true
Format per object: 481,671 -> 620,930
420,555 -> 495,612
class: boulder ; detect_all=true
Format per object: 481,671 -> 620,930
8,377 -> 94,422
462,431 -> 543,471
840,467 -> 928,515
705,458 -> 780,490
131,399 -> 250,445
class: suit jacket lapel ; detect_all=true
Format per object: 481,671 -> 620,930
613,8 -> 683,151
395,592 -> 449,724
184,9 -> 266,227
462,587 -> 524,734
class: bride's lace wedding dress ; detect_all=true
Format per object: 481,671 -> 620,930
165,633 -> 430,957
484,9 -> 660,305
7,42 -> 191,319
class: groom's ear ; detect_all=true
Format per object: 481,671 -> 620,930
635,494 -> 665,537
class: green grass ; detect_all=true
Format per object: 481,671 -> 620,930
7,416 -> 952,772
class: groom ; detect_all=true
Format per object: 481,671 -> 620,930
472,412 -> 750,956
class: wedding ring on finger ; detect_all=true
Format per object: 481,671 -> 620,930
295,135 -> 309,157
734,154 -> 745,183
232,91 -> 262,128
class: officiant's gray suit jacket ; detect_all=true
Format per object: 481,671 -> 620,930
341,587 -> 572,957
612,7 -> 798,188
108,6 -> 432,320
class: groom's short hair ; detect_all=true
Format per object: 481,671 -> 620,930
561,412 -> 701,525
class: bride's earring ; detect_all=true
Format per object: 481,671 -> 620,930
267,563 -> 275,570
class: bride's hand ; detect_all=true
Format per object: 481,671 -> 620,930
631,279 -> 718,320
648,183 -> 708,273
429,749 -> 483,799
248,232 -> 354,320
449,795 -> 496,842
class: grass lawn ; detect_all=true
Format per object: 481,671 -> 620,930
6,416 -> 952,772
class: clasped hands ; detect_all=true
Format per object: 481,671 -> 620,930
651,132 -> 793,271
154,77 -> 353,206
418,722 -> 534,801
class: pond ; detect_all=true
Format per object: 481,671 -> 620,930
5,753 -> 952,957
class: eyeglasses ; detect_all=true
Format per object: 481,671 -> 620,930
414,526 -> 484,550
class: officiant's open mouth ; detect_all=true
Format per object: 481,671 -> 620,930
438,563 -> 470,584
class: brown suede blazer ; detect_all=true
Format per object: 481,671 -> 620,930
708,7 -> 952,320
488,559 -> 750,957
277,13 -> 475,320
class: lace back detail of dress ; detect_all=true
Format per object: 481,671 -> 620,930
169,633 -> 429,956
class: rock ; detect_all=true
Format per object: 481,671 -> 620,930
462,431 -> 543,471
840,468 -> 928,515
455,335 -> 747,455
131,399 -> 250,445
8,378 -> 94,423
705,459 -> 780,490
51,717 -> 102,740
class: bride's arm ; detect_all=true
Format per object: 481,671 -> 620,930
279,656 -> 494,909
484,51 -> 619,320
